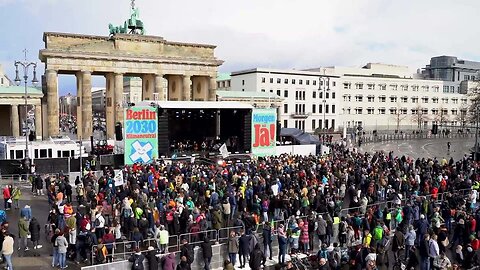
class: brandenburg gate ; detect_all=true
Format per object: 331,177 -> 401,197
39,31 -> 223,139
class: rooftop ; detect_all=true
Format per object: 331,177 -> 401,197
217,73 -> 231,81
0,86 -> 43,95
217,90 -> 282,100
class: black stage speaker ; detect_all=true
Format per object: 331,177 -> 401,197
158,112 -> 169,155
115,122 -> 123,141
243,110 -> 252,151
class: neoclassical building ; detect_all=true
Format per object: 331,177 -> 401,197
39,32 -> 223,139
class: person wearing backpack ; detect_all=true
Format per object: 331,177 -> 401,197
96,242 -> 107,265
338,218 -> 348,247
94,212 -> 105,240
180,238 -> 194,267
328,243 -> 341,270
128,247 -> 145,270
372,223 -> 384,249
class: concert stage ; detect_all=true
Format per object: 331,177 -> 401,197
137,101 -> 253,156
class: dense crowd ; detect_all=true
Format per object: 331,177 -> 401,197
2,141 -> 480,270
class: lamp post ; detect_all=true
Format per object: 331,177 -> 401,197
318,69 -> 330,140
14,50 -> 38,170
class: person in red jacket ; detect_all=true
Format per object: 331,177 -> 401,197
3,185 -> 11,210
469,215 -> 477,234
470,235 -> 480,251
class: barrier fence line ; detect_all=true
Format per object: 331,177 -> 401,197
84,187 -> 472,265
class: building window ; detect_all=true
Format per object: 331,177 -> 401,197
276,78 -> 281,83
422,86 -> 429,92
283,120 -> 288,128
242,80 -> 245,85
261,77 -> 266,83
452,109 -> 458,115
465,75 -> 470,80
462,98 -> 468,104
356,83 -> 363,90
292,79 -> 296,84
367,84 -> 375,90
450,86 -> 455,93
313,92 -> 316,98
431,109 -> 438,115
319,104 -> 323,114
312,119 -> 316,129
400,108 -> 408,114
433,86 -> 439,92
326,105 -> 329,114
284,104 -> 288,114
284,90 -> 288,98
299,79 -> 303,85
442,109 -> 448,115
277,90 -> 281,96
452,98 -> 458,104
367,96 -> 374,102
432,97 -> 438,103
306,80 -> 310,85
261,89 -> 265,92
367,108 -> 374,114
0,78 -> 3,85
401,85 -> 408,91
355,108 -> 363,114
443,86 -> 449,93
270,78 -> 274,83
343,83 -> 351,89
379,96 -> 386,102
422,97 -> 429,103
355,95 -> 363,102
332,92 -> 335,99
401,97 -> 408,103
390,84 -> 398,91
412,97 -> 419,103
411,109 -> 418,115
390,96 -> 397,103
325,119 -> 329,129
378,108 -> 386,114
312,104 -> 316,114
389,108 -> 397,115
379,84 -> 386,90
412,85 -> 419,91
313,80 -> 317,86
319,120 -> 322,129
40,149 -> 47,158
333,81 -> 336,87
326,92 -> 330,99
284,79 -> 288,84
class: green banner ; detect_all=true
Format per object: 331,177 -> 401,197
124,106 -> 158,165
251,108 -> 277,157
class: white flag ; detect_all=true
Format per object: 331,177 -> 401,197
219,143 -> 229,158
114,170 -> 124,187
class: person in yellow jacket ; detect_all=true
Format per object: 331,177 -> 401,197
11,186 -> 21,209
363,229 -> 373,248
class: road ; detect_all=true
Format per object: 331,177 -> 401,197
2,181 -> 81,270
360,137 -> 475,160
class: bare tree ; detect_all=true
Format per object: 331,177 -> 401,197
434,106 -> 450,125
390,105 -> 407,131
456,104 -> 469,128
411,105 -> 430,129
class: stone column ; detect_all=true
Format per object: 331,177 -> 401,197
182,75 -> 191,101
114,73 -> 124,125
75,72 -> 83,139
81,71 -> 93,139
11,105 -> 19,137
34,105 -> 42,140
105,73 -> 115,139
209,76 -> 217,101
155,74 -> 165,101
142,74 -> 154,101
46,69 -> 59,137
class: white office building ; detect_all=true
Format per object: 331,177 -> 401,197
228,60 -> 478,133
230,68 -> 339,133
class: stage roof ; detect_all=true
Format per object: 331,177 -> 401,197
136,101 -> 254,110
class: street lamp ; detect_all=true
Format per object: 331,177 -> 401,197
14,50 -> 38,168
318,69 -> 330,140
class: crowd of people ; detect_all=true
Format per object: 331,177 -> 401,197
1,141 -> 480,270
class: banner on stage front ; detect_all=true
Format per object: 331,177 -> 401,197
124,106 -> 158,165
251,109 -> 277,157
